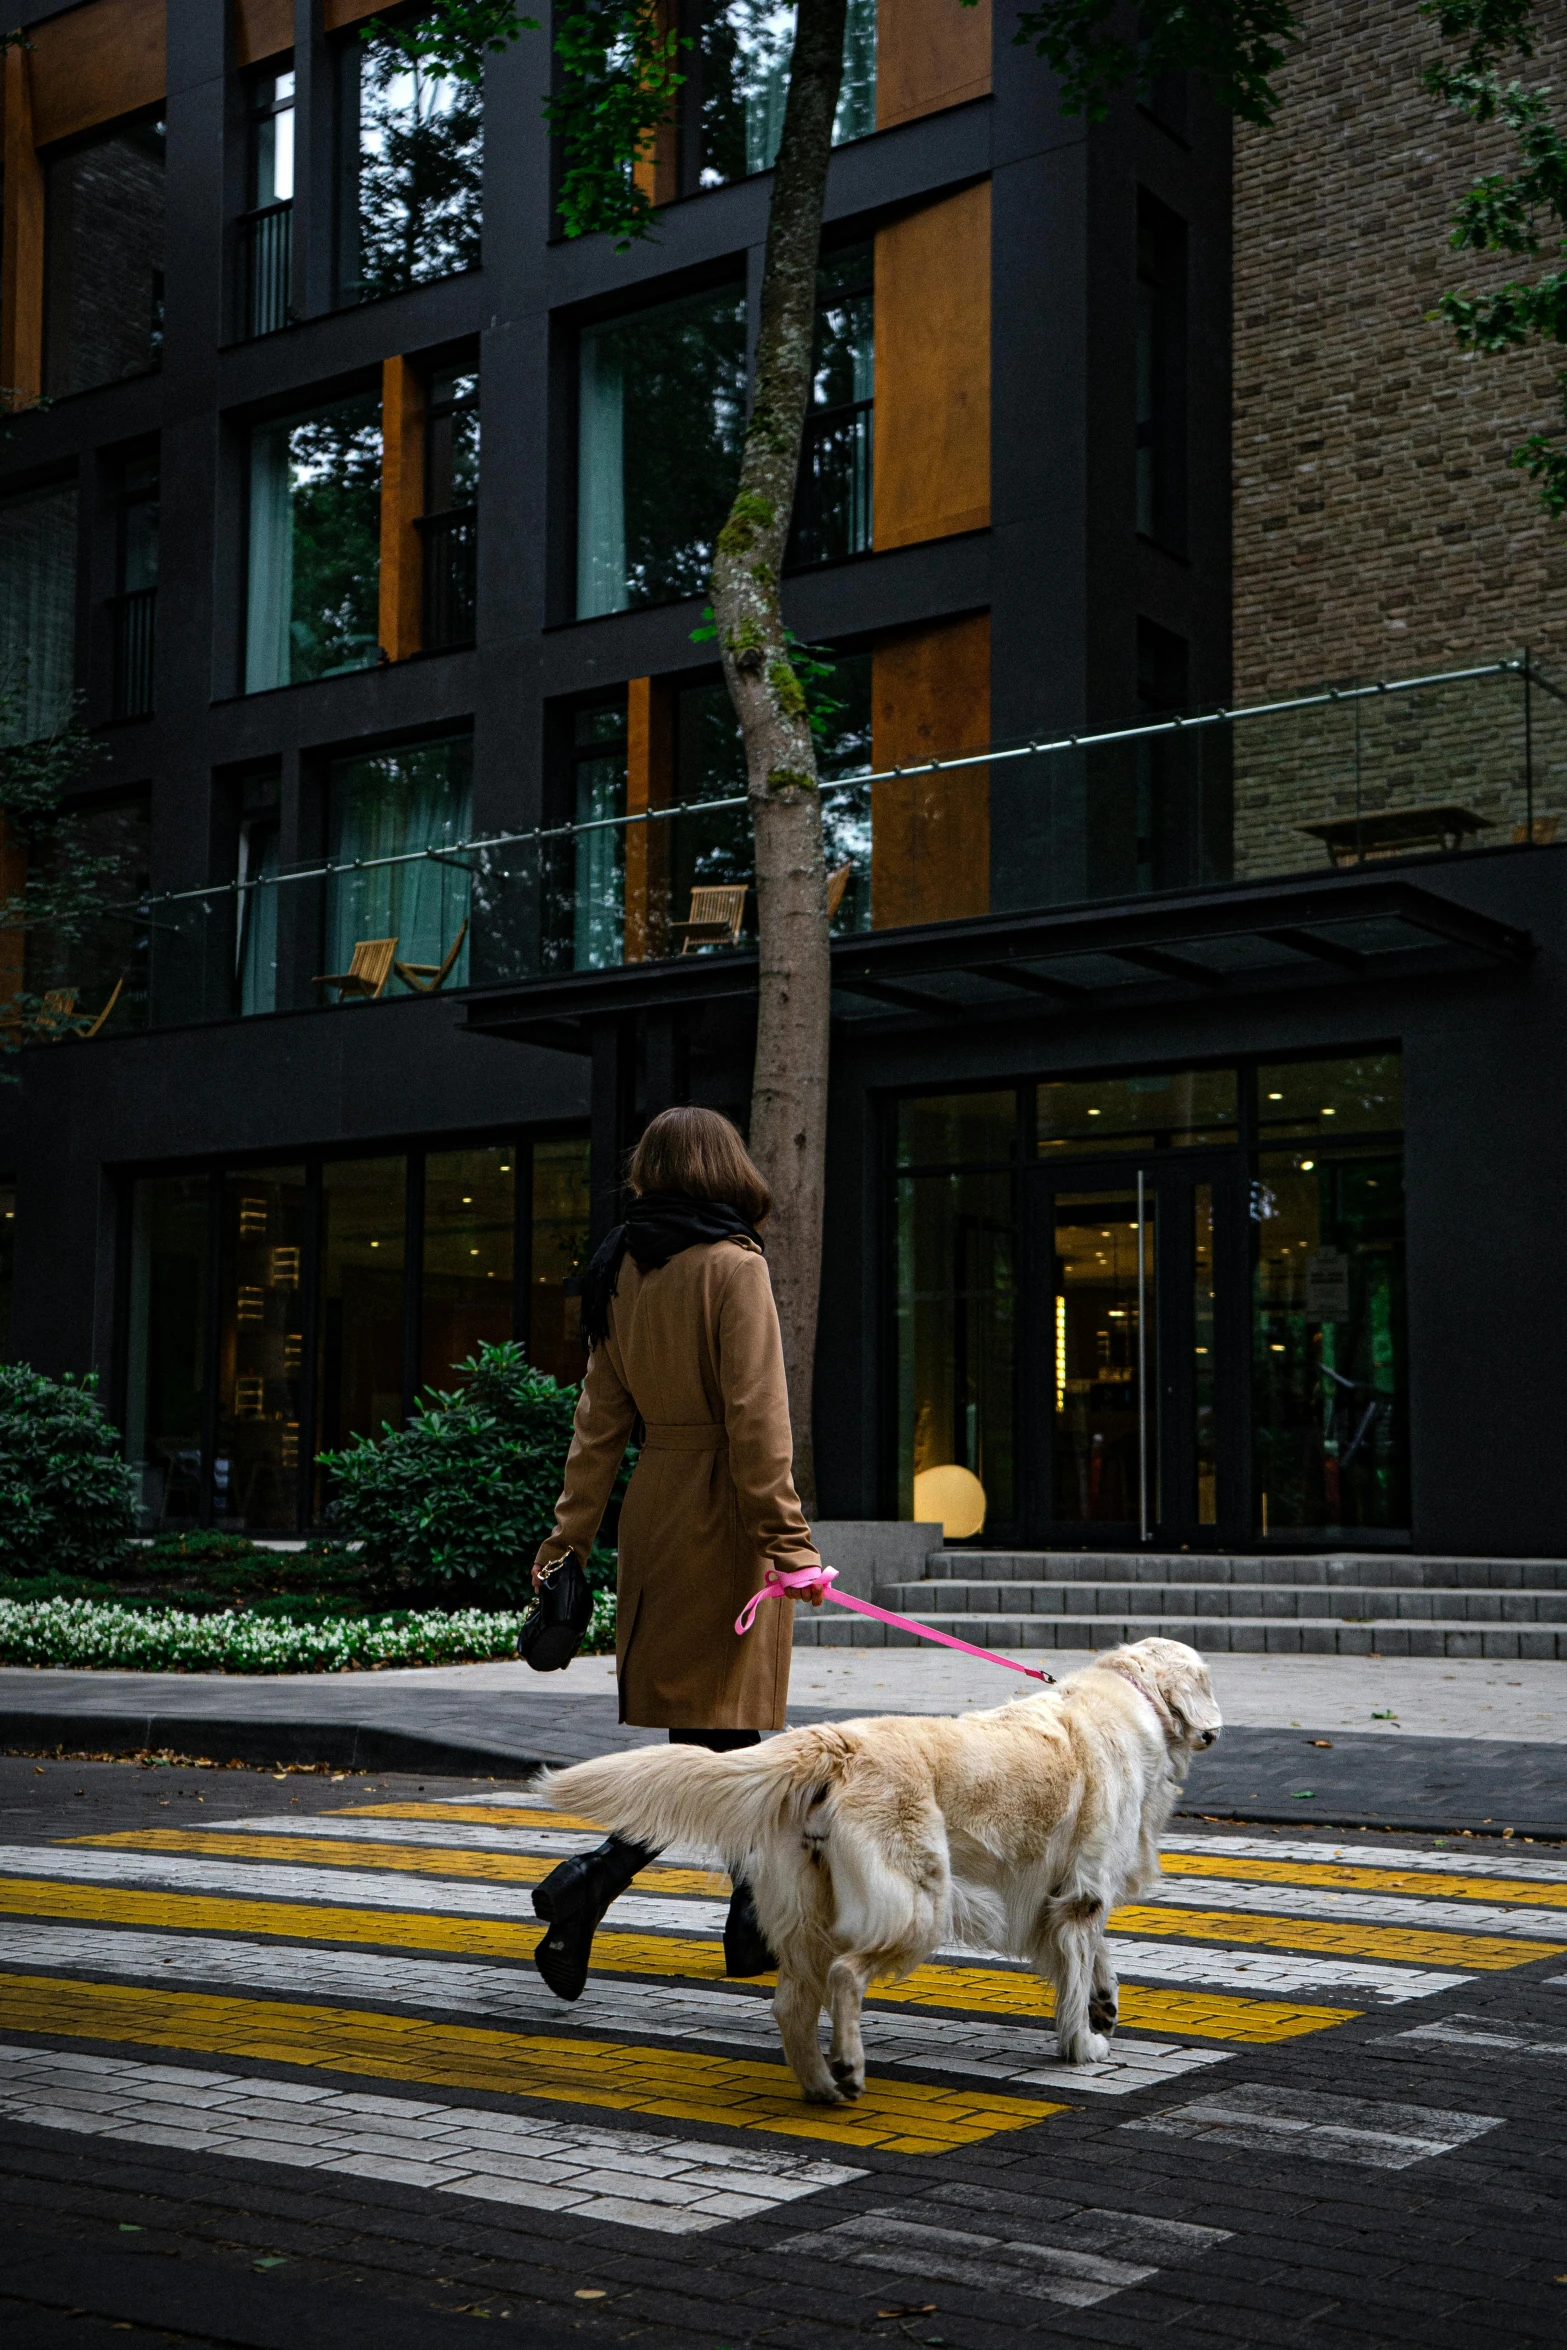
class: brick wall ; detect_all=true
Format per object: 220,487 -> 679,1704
1232,0 -> 1567,700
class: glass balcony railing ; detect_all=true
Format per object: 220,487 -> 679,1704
36,656 -> 1567,1038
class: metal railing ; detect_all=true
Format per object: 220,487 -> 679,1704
790,401 -> 873,566
419,507 -> 477,650
110,587 -> 156,720
239,200 -> 292,339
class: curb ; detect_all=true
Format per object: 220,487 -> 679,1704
0,1710 -> 556,1778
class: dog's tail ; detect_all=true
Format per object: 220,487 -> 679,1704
538,1726 -> 857,1867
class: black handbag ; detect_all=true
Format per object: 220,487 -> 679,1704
518,1553 -> 595,1672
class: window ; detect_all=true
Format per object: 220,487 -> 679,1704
421,367 -> 479,651
244,393 -> 382,692
790,243 -> 873,567
111,449 -> 158,721
576,283 -> 748,618
571,702 -> 627,971
896,1164 -> 1017,1531
236,770 -> 282,1017
338,26 -> 482,306
125,1134 -> 590,1531
241,68 -> 295,338
326,733 -> 473,992
689,0 -> 876,189
1135,190 -> 1187,550
1252,1053 -> 1408,1538
43,115 -> 165,396
0,1180 -> 14,1363
125,1173 -> 208,1531
0,482 -> 77,744
24,791 -> 150,1038
1037,1068 -> 1238,1155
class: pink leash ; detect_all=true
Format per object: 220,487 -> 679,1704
735,1563 -> 1055,1684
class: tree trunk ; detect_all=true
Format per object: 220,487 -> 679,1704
710,0 -> 846,1518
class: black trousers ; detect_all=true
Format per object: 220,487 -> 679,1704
668,1728 -> 761,1753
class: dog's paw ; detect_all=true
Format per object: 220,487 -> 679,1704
801,2081 -> 851,2106
1088,1992 -> 1118,2035
829,2059 -> 865,2100
1060,2031 -> 1112,2065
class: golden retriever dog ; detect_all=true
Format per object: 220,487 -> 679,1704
538,1637 -> 1221,2105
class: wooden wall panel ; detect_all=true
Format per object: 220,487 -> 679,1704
378,357 -> 425,663
873,182 -> 991,552
234,0 -> 294,69
877,0 -> 991,130
870,613 -> 990,930
631,0 -> 679,207
27,0 -> 166,148
323,0 -> 389,31
1,48 -> 44,403
624,678 -> 674,961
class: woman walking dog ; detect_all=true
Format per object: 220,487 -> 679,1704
528,1104 -> 823,1999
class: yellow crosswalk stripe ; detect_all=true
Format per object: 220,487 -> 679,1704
0,1973 -> 1065,2153
342,1804 -> 605,1831
0,1878 -> 1352,2042
1107,1902 -> 1558,1971
1160,1851 -> 1567,1909
66,1830 -> 725,1897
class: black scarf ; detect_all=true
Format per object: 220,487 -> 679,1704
578,1190 -> 763,1352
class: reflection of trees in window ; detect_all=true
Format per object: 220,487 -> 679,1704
340,32 -> 482,305
24,792 -> 151,1037
245,395 -> 382,692
236,770 -> 281,1018
691,0 -> 875,190
44,116 -> 165,395
790,243 -> 873,567
577,285 -> 748,617
326,733 -> 473,990
421,367 -> 479,650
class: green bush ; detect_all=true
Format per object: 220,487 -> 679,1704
0,1363 -> 136,1580
318,1341 -> 619,1605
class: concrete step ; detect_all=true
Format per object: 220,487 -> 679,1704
925,1550 -> 1567,1589
791,1612 -> 1567,1659
878,1580 -> 1567,1624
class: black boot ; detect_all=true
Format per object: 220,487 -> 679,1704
723,1878 -> 775,1978
532,1835 -> 655,2002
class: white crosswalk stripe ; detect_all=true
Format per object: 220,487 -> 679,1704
1121,2083 -> 1503,2168
1147,1875 -> 1567,1940
0,1921 -> 1232,2093
1161,1834 -> 1567,1885
1377,2012 -> 1567,2059
784,2196 -> 1231,2308
0,2045 -> 862,2231
206,1817 -> 717,1863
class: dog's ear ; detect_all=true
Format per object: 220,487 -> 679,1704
1143,1639 -> 1222,1748
1096,1643 -> 1182,1739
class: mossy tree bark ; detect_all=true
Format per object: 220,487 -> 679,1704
709,0 -> 847,1515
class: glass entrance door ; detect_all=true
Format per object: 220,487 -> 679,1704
1031,1158 -> 1244,1546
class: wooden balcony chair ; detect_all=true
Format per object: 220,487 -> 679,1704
394,916 -> 470,995
313,936 -> 399,1002
668,883 -> 748,953
37,975 -> 124,1040
825,861 -> 853,920
1512,816 -> 1561,844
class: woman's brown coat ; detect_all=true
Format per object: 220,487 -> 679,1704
533,1236 -> 820,1729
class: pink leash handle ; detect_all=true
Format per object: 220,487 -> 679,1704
735,1563 -> 1054,1684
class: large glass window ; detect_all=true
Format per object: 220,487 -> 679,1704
790,244 -> 873,567
692,0 -> 876,188
338,27 -> 482,305
0,1182 -> 15,1363
421,366 -> 479,650
124,1174 -> 208,1531
111,448 -> 158,721
573,703 -> 627,971
1257,1053 -> 1403,1142
316,1156 -> 407,1496
530,1137 -> 592,1389
896,1168 -> 1016,1531
215,1168 -> 307,1531
326,733 -> 473,991
44,116 -> 165,396
1053,1188 -> 1155,1526
1037,1068 -> 1238,1155
422,1145 -> 514,1389
576,283 -> 748,618
244,394 -> 382,693
24,792 -> 150,1038
0,483 -> 77,744
236,771 -> 282,1017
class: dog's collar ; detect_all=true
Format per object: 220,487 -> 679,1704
1099,1660 -> 1175,1735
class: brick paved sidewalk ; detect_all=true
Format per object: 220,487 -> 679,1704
1,1753 -> 1565,2348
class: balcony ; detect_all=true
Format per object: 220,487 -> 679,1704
71,657 -> 1563,1036
418,506 -> 478,651
239,199 -> 292,339
110,586 -> 155,720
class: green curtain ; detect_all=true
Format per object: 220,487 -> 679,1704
327,738 -> 473,988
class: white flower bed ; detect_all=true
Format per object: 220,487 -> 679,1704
0,1593 -> 616,1675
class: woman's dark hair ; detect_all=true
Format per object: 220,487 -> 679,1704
627,1106 -> 771,1225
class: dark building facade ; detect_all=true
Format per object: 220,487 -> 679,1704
1,0 -> 1560,1560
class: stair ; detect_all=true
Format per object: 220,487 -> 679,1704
792,1549 -> 1567,1659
